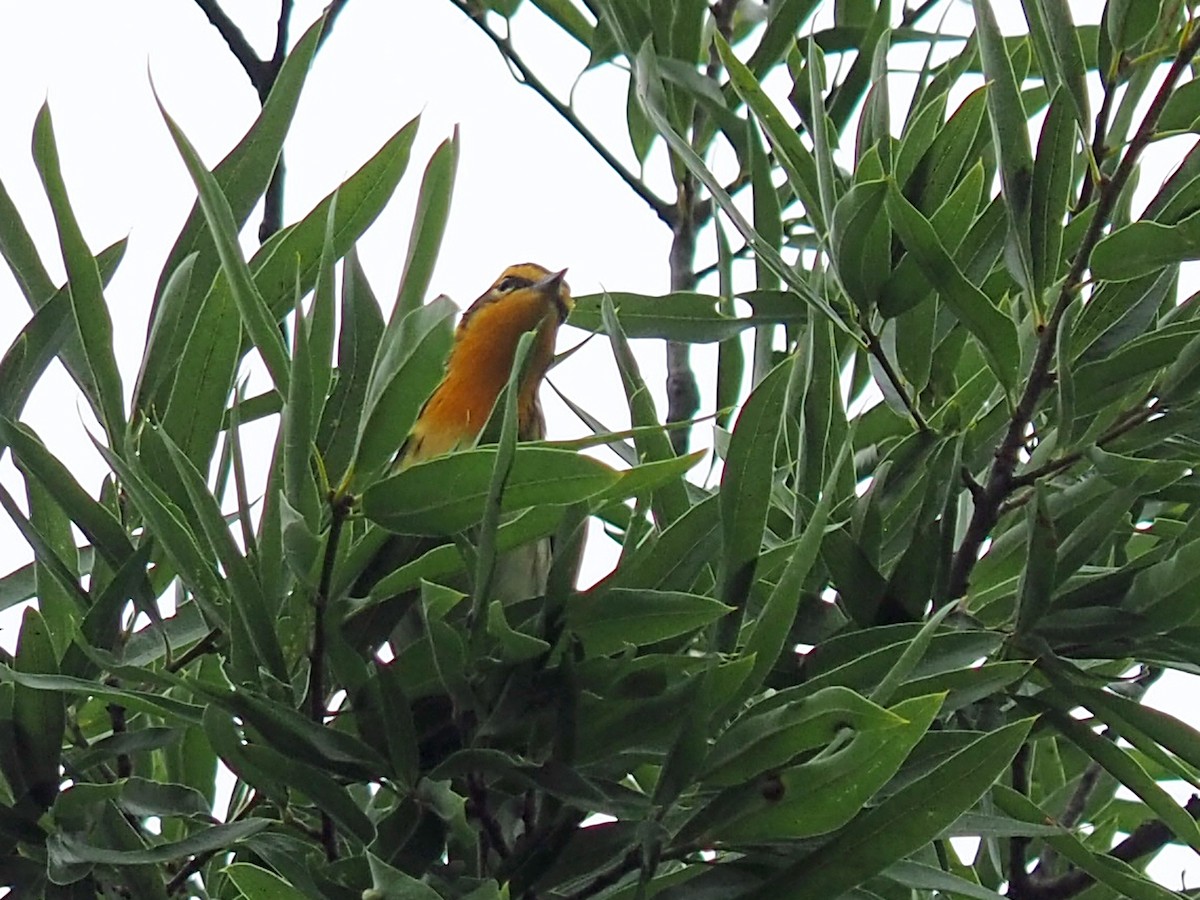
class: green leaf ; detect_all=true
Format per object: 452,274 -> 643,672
394,132 -> 458,320
224,863 -> 307,900
732,441 -> 849,710
994,785 -> 1180,900
154,428 -> 288,683
1030,696 -> 1200,854
31,103 -> 127,443
635,42 -> 847,334
973,0 -> 1034,293
317,247 -> 384,482
354,296 -> 457,482
1015,483 -> 1057,634
886,180 -> 1018,390
1030,89 -> 1075,295
530,0 -> 594,46
688,694 -> 942,845
1107,0 -> 1163,51
570,291 -> 803,342
362,447 -> 618,535
718,31 -> 824,235
567,588 -> 732,656
144,15 -> 322,408
716,358 -> 794,644
154,91 -> 291,396
743,717 -> 1034,899
831,178 -> 890,311
12,606 -> 64,807
600,293 -> 690,526
703,686 -> 904,787
47,817 -> 269,867
1091,212 -> 1200,281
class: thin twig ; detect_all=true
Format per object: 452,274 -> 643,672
192,0 -> 264,87
947,23 -> 1200,601
1075,69 -> 1116,213
444,0 -> 672,224
1010,795 -> 1200,899
1008,744 -> 1034,896
863,325 -> 929,432
1035,760 -> 1104,878
1010,402 -> 1160,488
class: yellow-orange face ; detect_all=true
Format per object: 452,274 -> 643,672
399,263 -> 572,465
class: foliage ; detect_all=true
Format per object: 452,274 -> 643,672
1,2 -> 1200,899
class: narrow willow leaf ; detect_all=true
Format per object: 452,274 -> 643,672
718,31 -> 824,235
744,718 -> 1033,900
570,291 -> 802,342
12,606 -> 64,807
635,42 -> 847,333
972,0 -> 1034,293
567,589 -> 732,656
1031,698 -> 1200,854
1014,483 -> 1057,633
717,358 -> 794,642
1091,212 -> 1200,281
146,14 -> 323,384
362,447 -> 618,535
994,785 -> 1180,900
600,293 -> 690,525
317,247 -> 384,482
886,181 -> 1018,390
688,694 -> 941,845
31,104 -> 127,443
154,92 -> 290,396
354,296 -> 456,482
831,178 -> 890,312
394,132 -> 458,320
1030,90 -> 1075,295
155,429 -> 288,683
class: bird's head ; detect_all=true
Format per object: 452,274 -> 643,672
461,262 -> 573,328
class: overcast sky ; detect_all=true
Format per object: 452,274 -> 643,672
0,1 -> 1196,884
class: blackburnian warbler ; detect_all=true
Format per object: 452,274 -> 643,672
352,263 -> 573,609
398,263 -> 572,467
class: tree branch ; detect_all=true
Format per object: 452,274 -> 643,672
444,0 -> 672,224
192,0 -> 266,89
947,24 -> 1200,601
1010,795 -> 1200,900
862,325 -> 929,432
1009,401 -> 1160,489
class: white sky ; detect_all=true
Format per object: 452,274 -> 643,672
0,0 -> 1197,887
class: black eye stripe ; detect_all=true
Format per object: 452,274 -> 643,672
497,275 -> 535,292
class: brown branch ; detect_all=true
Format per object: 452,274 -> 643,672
1008,744 -> 1034,896
947,24 -> 1200,601
444,0 -> 672,224
1010,402 -> 1160,488
1010,795 -> 1200,900
862,325 -> 929,432
192,0 -> 266,89
667,180 -> 703,454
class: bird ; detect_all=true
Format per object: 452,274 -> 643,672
397,263 -> 572,468
349,263 -> 574,630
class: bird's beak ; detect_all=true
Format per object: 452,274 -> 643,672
536,268 -> 572,322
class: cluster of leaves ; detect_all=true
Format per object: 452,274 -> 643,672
2,1 -> 1200,898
